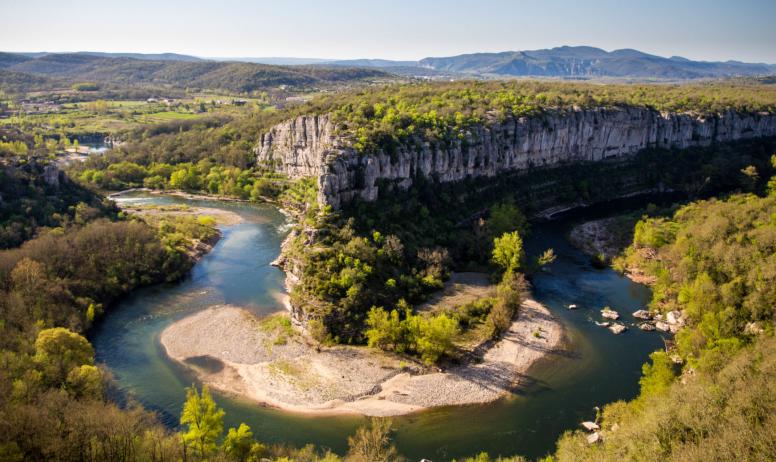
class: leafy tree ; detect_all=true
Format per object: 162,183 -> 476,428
346,418 -> 399,462
536,248 -> 556,267
492,231 -> 524,274
416,313 -> 459,365
365,307 -> 405,351
223,423 -> 263,461
638,351 -> 676,400
34,328 -> 94,385
488,199 -> 528,237
487,272 -> 527,337
180,385 -> 225,457
65,364 -> 103,399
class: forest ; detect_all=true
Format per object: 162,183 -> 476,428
2,73 -> 776,460
553,166 -> 776,461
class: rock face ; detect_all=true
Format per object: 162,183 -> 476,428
42,164 -> 62,188
255,108 -> 776,209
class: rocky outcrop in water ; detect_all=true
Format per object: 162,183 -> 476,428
255,108 -> 776,209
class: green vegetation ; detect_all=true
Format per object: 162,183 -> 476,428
302,80 -> 776,154
552,168 -> 776,460
181,385 -> 226,457
365,304 -> 460,365
4,53 -> 394,94
0,162 -> 115,248
3,75 -> 776,460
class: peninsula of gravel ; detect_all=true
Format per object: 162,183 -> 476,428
160,299 -> 563,417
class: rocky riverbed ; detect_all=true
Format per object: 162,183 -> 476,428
161,298 -> 564,417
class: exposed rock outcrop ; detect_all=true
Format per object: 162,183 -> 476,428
255,108 -> 776,209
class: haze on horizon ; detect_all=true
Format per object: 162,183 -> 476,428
1,0 -> 775,64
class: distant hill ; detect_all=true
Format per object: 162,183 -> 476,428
299,46 -> 776,79
217,57 -> 333,65
73,51 -> 203,62
0,52 -> 34,69
9,51 -> 202,62
417,46 -> 776,79
327,58 -> 418,68
0,53 -> 394,93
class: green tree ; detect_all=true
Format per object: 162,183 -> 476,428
346,418 -> 399,462
66,364 -> 103,399
223,423 -> 263,461
488,199 -> 528,237
637,351 -> 676,404
416,313 -> 459,365
365,307 -> 405,352
170,167 -> 201,191
492,231 -> 524,274
34,327 -> 94,385
180,385 -> 225,457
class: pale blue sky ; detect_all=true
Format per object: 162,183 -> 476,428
1,0 -> 775,63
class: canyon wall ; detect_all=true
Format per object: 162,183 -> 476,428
255,107 -> 776,209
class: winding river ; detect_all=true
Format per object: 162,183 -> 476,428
93,191 -> 664,460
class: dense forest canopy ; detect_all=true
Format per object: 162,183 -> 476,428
555,185 -> 776,461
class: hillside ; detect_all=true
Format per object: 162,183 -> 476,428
419,46 -> 776,79
555,190 -> 776,461
0,53 -> 396,93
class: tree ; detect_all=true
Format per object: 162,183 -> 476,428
487,272 -> 527,337
536,248 -> 556,267
180,385 -> 225,457
66,364 -> 103,399
492,231 -> 524,274
365,307 -> 404,352
416,314 -> 459,365
488,199 -> 528,237
346,418 -> 399,462
739,165 -> 759,192
223,423 -> 263,461
34,327 -> 94,385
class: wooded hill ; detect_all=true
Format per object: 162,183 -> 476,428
0,52 -> 396,94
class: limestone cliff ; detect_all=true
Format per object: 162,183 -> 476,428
255,107 -> 776,209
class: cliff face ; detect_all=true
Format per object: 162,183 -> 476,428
255,107 -> 776,209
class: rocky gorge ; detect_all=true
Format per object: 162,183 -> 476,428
255,107 -> 776,209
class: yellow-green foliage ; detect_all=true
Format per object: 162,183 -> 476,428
306,80 -> 776,154
553,191 -> 776,462
554,335 -> 776,462
365,305 -> 460,365
616,193 -> 776,365
492,231 -> 525,274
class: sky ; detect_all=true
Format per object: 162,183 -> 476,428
2,0 -> 775,63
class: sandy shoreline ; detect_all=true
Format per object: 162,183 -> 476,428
160,299 -> 564,417
120,204 -> 244,226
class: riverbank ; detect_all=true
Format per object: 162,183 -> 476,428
120,203 -> 244,226
160,298 -> 564,417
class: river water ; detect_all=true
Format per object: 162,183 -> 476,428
92,191 -> 664,460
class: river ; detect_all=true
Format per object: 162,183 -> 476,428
92,191 -> 664,461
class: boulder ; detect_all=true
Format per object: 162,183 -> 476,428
609,323 -> 627,334
581,421 -> 600,431
601,308 -> 620,320
587,432 -> 601,445
655,321 -> 671,332
632,309 -> 652,320
638,322 -> 656,331
568,304 -> 578,310
666,310 -> 683,325
744,322 -> 765,336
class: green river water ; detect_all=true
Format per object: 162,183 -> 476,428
92,191 -> 664,460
